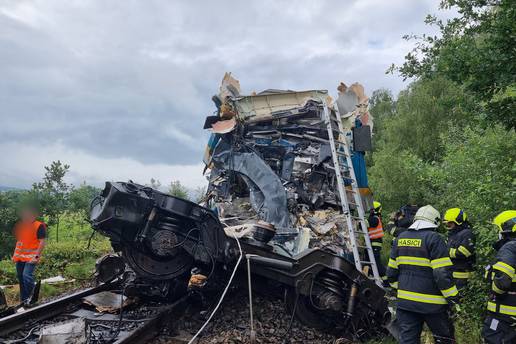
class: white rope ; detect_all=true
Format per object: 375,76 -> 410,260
187,232 -> 243,344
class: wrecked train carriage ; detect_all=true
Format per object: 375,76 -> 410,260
89,76 -> 391,337
204,86 -> 372,247
90,181 -> 391,336
201,82 -> 390,333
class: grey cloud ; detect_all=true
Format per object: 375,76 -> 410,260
0,0 -> 450,186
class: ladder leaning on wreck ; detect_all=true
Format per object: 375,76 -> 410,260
322,104 -> 382,287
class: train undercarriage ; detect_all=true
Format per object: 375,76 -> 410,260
90,181 -> 393,341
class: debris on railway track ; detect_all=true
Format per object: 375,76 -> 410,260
0,281 -> 190,343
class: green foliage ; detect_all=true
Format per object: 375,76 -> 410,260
373,125 -> 516,221
68,183 -> 101,217
366,337 -> 396,344
0,190 -> 26,259
372,13 -> 515,332
2,280 -> 84,306
0,160 -> 111,290
375,77 -> 479,162
453,270 -> 491,341
369,149 -> 433,207
0,259 -> 17,284
31,160 -> 71,242
432,126 -> 515,219
369,88 -> 396,147
38,283 -> 63,299
64,256 -> 98,280
392,0 -> 516,128
370,80 -> 515,341
0,230 -> 111,285
168,180 -> 189,199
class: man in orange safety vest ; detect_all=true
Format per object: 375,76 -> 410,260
368,201 -> 386,282
12,206 -> 47,305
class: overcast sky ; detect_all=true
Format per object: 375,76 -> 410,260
0,0 -> 452,190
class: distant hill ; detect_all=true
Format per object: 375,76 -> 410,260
0,186 -> 20,192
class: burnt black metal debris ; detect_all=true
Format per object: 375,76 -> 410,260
0,281 -> 190,343
89,181 -> 390,340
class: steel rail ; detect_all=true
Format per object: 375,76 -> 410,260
0,282 -> 115,336
114,295 -> 190,344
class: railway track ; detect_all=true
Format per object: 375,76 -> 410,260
0,282 -> 190,344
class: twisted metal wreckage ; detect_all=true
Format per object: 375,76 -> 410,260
89,74 -> 396,340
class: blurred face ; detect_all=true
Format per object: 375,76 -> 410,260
20,208 -> 37,222
444,221 -> 456,230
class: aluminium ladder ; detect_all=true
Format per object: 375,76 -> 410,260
322,104 -> 382,287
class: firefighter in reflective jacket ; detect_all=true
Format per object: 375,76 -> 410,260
444,208 -> 476,289
368,201 -> 386,282
481,210 -> 516,343
387,205 -> 458,344
387,204 -> 419,239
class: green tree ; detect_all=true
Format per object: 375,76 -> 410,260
32,161 -> 71,242
373,77 -> 478,162
369,96 -> 515,341
430,125 -> 516,225
392,0 -> 515,128
369,148 -> 433,209
68,182 -> 101,217
168,180 -> 189,199
0,191 -> 27,259
371,2 -> 515,340
369,88 -> 396,146
430,125 -> 515,340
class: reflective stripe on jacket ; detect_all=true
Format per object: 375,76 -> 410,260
368,215 -> 384,240
386,228 -> 458,314
447,226 -> 476,281
486,239 -> 516,323
13,220 -> 43,262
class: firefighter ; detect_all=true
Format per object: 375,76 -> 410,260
481,210 -> 516,343
387,205 -> 458,344
368,201 -> 386,282
12,206 -> 46,305
387,204 -> 419,239
444,208 -> 476,289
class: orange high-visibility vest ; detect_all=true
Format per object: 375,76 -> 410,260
368,216 -> 384,240
13,221 -> 44,262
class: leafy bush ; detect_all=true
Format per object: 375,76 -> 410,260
0,190 -> 29,259
0,234 -> 111,285
369,149 -> 433,207
37,239 -> 111,281
369,82 -> 516,341
372,77 -> 480,162
431,125 -> 516,226
0,259 -> 17,284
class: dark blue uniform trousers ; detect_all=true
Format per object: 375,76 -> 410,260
397,308 -> 455,344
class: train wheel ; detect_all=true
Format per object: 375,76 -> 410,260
284,288 -> 336,330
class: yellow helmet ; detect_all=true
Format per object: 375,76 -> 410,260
493,210 -> 516,233
443,208 -> 467,225
373,201 -> 382,214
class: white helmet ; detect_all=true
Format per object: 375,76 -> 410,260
409,205 -> 441,230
